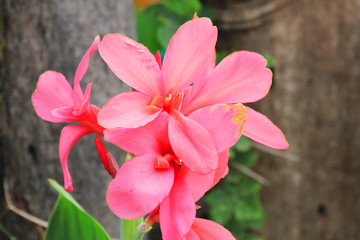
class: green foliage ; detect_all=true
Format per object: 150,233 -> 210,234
135,0 -> 213,53
45,179 -> 111,240
205,136 -> 265,240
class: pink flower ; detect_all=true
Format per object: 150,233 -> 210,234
97,17 -> 288,170
32,36 -> 104,192
105,105 -> 245,240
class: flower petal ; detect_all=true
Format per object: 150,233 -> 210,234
162,17 -> 217,94
184,229 -> 200,240
212,150 -> 229,188
104,112 -> 171,156
168,110 -> 218,174
243,107 -> 288,149
73,82 -> 92,116
32,71 -> 74,123
73,36 -> 100,108
180,166 -> 214,202
188,103 -> 247,152
59,125 -> 93,192
183,51 -> 272,113
98,91 -> 160,128
107,154 -> 174,219
99,34 -> 164,96
160,172 -> 196,240
190,218 -> 236,240
51,106 -> 78,121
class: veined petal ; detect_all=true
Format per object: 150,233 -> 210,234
104,112 -> 171,156
32,71 -> 74,123
168,110 -> 218,174
73,36 -> 100,108
188,103 -> 247,152
98,91 -> 160,129
183,51 -> 272,113
107,154 -> 174,219
243,107 -> 288,149
162,17 -> 217,94
160,172 -> 196,240
190,218 -> 236,240
59,125 -> 93,192
99,34 -> 164,96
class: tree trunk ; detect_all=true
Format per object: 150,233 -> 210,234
0,0 -> 134,239
202,0 -> 360,239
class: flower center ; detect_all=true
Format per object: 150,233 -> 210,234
154,153 -> 181,169
146,91 -> 184,114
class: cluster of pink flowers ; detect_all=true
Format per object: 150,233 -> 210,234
32,16 -> 287,240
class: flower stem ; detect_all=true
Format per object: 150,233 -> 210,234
120,218 -> 145,240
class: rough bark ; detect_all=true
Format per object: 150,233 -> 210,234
0,0 -> 134,239
202,0 -> 360,239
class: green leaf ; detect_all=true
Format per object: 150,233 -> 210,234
136,12 -> 162,53
45,179 -> 111,240
237,177 -> 262,195
233,151 -> 259,169
234,136 -> 252,152
206,189 -> 233,225
163,0 -> 201,18
263,54 -> 276,69
243,233 -> 265,240
197,6 -> 214,20
157,20 -> 180,48
0,224 -> 17,240
234,194 -> 264,229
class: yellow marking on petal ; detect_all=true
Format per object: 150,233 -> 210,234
230,103 -> 247,138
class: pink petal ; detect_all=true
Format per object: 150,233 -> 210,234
51,106 -> 78,121
104,112 -> 171,156
188,104 -> 247,152
106,154 -> 174,219
168,110 -> 218,174
73,82 -> 92,116
162,18 -> 217,94
32,71 -> 74,123
243,107 -> 288,149
183,51 -> 272,114
59,125 -> 93,192
160,172 -> 196,240
184,229 -> 200,240
99,34 -> 164,96
73,36 -> 100,108
97,91 -> 160,128
180,166 -> 214,202
212,150 -> 230,188
181,151 -> 230,202
191,218 -> 236,240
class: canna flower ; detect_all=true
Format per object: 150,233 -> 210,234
32,36 -> 104,192
97,17 -> 288,177
105,105 -> 245,240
